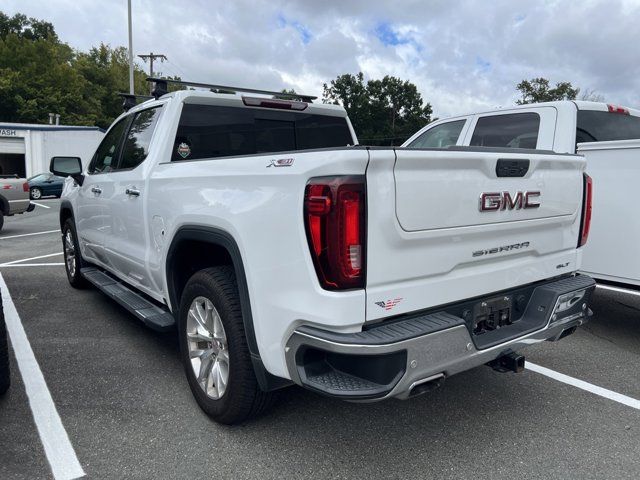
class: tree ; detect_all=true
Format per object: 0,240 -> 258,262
323,73 -> 432,145
0,11 -> 166,128
0,13 -> 95,125
74,44 -> 149,128
516,77 -> 579,104
0,12 -> 57,41
579,88 -> 605,103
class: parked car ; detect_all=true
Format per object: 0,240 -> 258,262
27,172 -> 65,199
0,175 -> 34,232
0,286 -> 9,395
404,100 -> 640,291
51,78 -> 595,424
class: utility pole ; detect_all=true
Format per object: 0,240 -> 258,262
127,0 -> 134,94
138,52 -> 167,94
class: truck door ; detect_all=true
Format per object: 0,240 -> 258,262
76,117 -> 130,265
101,106 -> 164,296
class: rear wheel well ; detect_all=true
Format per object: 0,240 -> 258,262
166,226 -> 292,392
168,239 -> 233,310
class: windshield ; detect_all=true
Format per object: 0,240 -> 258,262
29,174 -> 49,182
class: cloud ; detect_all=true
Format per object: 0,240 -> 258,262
3,0 -> 640,118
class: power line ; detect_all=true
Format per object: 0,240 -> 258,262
138,52 -> 167,93
165,59 -> 188,80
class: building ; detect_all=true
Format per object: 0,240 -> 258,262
0,123 -> 104,178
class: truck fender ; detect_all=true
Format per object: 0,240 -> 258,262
165,226 -> 290,392
59,199 -> 75,227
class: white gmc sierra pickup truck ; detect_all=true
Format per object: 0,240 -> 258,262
51,79 -> 595,424
405,100 -> 639,290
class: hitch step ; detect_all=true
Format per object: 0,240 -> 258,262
81,267 -> 175,332
487,352 -> 525,373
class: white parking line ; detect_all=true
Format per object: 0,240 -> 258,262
0,252 -> 63,266
0,229 -> 60,241
0,263 -> 65,268
32,202 -> 51,209
527,362 -> 640,411
0,273 -> 85,479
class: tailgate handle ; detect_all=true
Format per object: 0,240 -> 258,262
496,159 -> 530,178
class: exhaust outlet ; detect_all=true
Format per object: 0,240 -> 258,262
488,352 -> 525,373
408,373 -> 445,398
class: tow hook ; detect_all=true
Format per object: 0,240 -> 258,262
487,352 -> 525,373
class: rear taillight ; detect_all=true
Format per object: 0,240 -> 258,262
607,104 -> 630,115
23,182 -> 29,192
304,176 -> 366,290
578,173 -> 593,247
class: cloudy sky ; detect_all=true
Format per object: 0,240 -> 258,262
5,0 -> 640,117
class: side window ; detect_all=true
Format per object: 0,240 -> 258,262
89,117 -> 130,174
407,120 -> 466,148
119,107 -> 163,170
470,113 -> 541,149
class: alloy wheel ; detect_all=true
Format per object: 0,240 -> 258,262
64,230 -> 76,278
186,296 -> 230,399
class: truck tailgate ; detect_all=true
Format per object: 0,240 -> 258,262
395,150 -> 581,231
365,147 -> 585,321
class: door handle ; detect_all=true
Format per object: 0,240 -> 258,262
91,186 -> 102,195
125,188 -> 140,197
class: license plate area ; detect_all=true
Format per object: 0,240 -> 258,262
472,296 -> 513,335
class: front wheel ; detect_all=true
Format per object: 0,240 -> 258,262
30,187 -> 42,200
0,211 -> 4,232
62,219 -> 88,289
178,266 -> 275,424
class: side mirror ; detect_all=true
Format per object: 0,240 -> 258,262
50,156 -> 84,186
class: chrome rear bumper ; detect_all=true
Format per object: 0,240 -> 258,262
285,274 -> 595,401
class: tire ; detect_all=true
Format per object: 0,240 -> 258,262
0,291 -> 10,395
62,219 -> 88,289
179,266 -> 275,424
30,187 -> 42,200
0,211 -> 3,232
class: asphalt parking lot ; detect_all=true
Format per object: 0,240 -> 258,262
0,199 -> 639,480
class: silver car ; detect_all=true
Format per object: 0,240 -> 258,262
0,175 -> 34,231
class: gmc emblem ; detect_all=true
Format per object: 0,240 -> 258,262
479,191 -> 541,212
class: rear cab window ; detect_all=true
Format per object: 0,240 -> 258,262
470,113 -> 541,149
576,110 -> 640,143
172,104 -> 353,161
